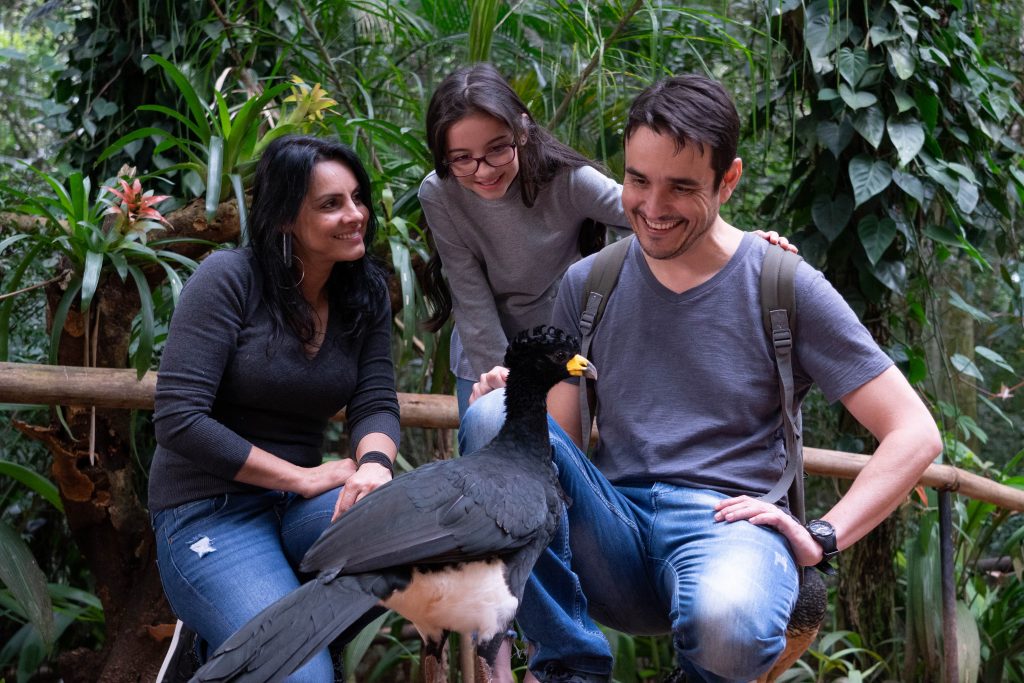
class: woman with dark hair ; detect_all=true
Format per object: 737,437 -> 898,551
149,135 -> 400,681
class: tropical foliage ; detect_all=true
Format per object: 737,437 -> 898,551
0,0 -> 1021,681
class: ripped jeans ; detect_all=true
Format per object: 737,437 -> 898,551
152,489 -> 339,681
461,390 -> 800,683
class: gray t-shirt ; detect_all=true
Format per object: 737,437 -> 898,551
551,233 -> 893,499
419,165 -> 628,379
148,249 -> 402,513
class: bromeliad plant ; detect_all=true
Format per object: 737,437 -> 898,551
1,164 -> 203,377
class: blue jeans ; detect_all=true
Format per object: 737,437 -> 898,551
152,489 -> 340,682
461,395 -> 800,683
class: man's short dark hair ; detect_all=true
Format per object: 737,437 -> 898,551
624,74 -> 740,189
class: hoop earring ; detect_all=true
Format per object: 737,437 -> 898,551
281,233 -> 292,266
292,254 -> 305,287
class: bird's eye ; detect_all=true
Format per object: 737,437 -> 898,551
554,351 -> 568,362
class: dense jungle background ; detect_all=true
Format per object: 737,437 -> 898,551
0,1 -> 1022,681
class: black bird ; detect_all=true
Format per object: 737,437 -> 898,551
191,326 -> 597,683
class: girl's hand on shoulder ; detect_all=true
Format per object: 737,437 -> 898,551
332,461 -> 392,520
754,229 -> 799,254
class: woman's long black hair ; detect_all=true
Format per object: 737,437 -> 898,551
248,135 -> 387,345
421,63 -> 606,331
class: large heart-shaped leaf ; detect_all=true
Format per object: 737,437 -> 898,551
854,106 -> 885,149
888,117 -> 925,167
857,215 -> 898,264
887,42 -> 916,80
816,120 -> 854,158
838,83 -> 878,110
870,258 -> 907,294
812,193 -> 854,241
849,155 -> 893,207
838,47 -> 871,88
892,170 -> 927,205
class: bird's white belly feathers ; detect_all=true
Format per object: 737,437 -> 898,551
381,559 -> 518,642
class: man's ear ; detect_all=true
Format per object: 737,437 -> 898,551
718,158 -> 743,203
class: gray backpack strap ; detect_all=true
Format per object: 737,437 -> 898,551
578,235 -> 634,449
758,245 -> 805,520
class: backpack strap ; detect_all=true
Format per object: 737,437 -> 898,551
577,235 -> 634,449
757,245 -> 806,522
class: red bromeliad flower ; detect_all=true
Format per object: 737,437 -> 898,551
104,178 -> 172,235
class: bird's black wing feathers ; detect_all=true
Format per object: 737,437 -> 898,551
300,454 -> 554,574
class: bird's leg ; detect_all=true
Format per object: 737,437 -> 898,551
473,633 -> 507,683
422,632 -> 449,683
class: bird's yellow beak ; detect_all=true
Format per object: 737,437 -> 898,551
566,354 -> 597,380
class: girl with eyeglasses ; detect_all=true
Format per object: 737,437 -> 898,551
418,63 -> 628,420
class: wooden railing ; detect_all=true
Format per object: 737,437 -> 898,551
2,361 -> 1022,512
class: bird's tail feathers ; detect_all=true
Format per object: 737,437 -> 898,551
191,573 -> 386,683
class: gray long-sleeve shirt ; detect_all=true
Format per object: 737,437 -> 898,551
418,165 -> 628,379
148,248 -> 401,513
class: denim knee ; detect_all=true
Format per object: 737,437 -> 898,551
674,576 -> 788,680
458,388 -> 506,455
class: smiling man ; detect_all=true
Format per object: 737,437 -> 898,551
462,74 -> 942,683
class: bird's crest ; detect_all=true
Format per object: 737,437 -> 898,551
504,326 -> 580,369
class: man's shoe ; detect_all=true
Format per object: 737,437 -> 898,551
155,620 -> 199,683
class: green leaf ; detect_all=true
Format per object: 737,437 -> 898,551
892,170 -> 927,205
811,193 -> 853,241
0,522 -> 56,649
853,106 -> 885,149
849,155 -> 892,207
914,92 -> 940,132
0,461 -> 63,511
205,135 -> 224,219
956,178 -> 979,214
816,120 -> 853,158
838,83 -> 877,110
79,250 -> 104,312
127,266 -> 155,378
892,88 -> 915,113
974,346 -> 1014,373
951,353 -> 983,380
887,118 -> 925,167
838,47 -> 871,88
948,290 -> 993,323
144,54 -> 212,142
870,258 -> 906,294
97,127 -> 172,164
344,611 -> 389,679
857,216 -> 897,265
887,42 -> 916,80
230,173 -> 248,245
92,98 -> 118,120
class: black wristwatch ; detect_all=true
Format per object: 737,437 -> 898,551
805,519 -> 839,575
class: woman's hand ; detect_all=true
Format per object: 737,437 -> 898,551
470,366 -> 510,405
713,495 -> 823,568
332,461 -> 392,520
753,229 -> 799,254
299,458 -> 357,499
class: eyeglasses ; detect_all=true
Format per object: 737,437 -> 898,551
445,142 -> 518,177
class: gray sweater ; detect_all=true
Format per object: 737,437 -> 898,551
148,249 -> 401,513
418,165 -> 627,379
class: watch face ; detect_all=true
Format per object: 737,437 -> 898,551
808,519 -> 834,537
